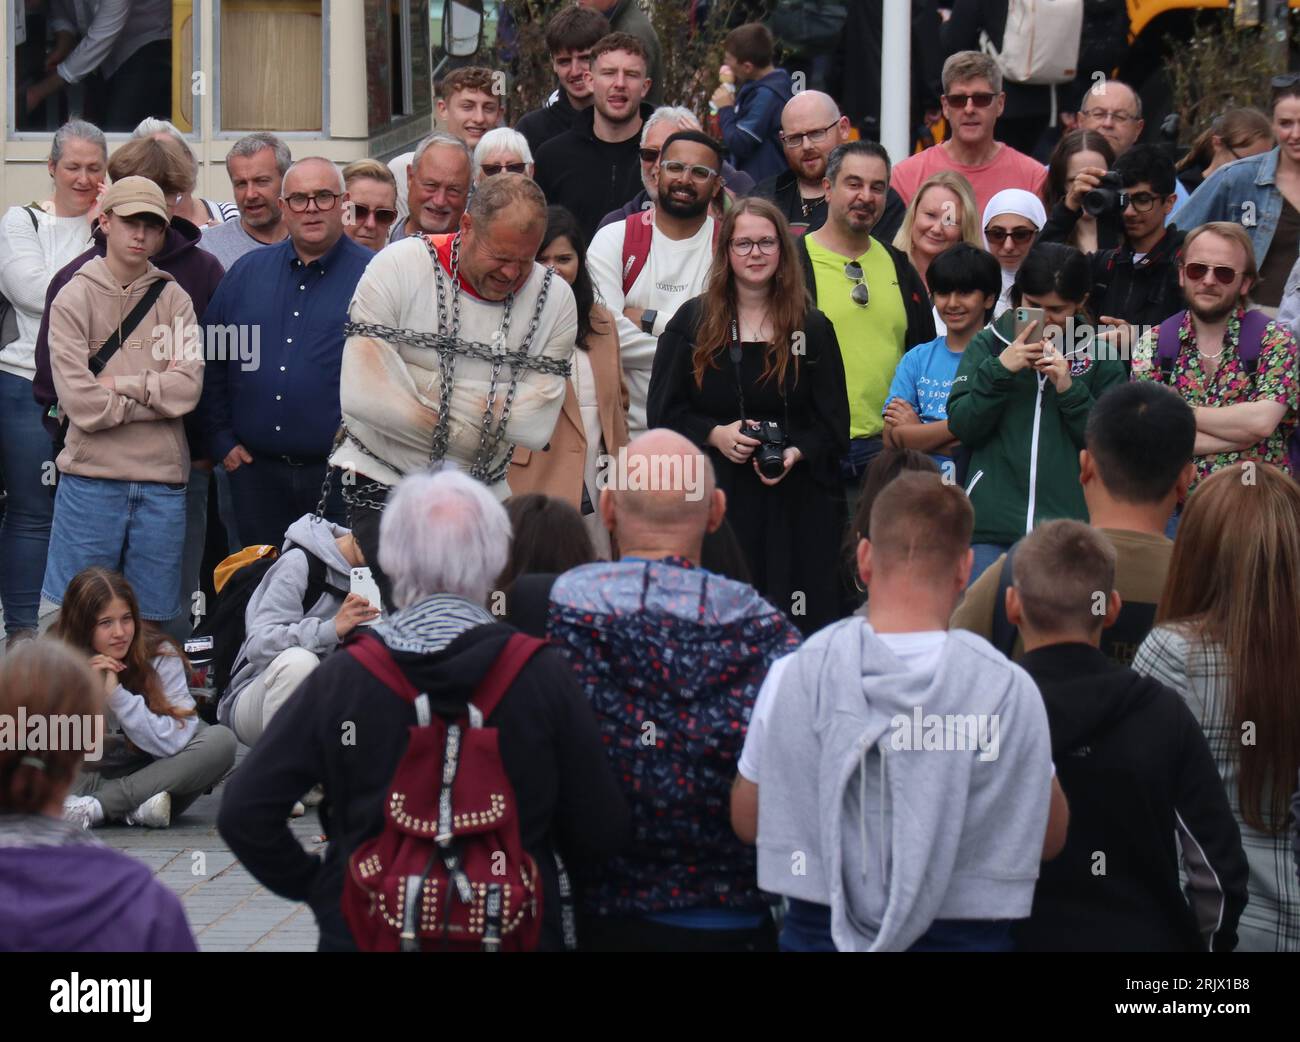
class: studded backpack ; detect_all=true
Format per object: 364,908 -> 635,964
340,630 -> 547,952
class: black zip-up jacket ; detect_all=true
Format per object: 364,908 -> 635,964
217,622 -> 631,951
794,232 -> 935,351
1015,643 -> 1249,952
515,89 -> 581,157
755,167 -> 906,244
534,102 -> 656,242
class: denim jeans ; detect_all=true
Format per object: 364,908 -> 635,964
969,542 -> 1012,589
42,474 -> 188,620
0,371 -> 55,633
227,456 -> 345,549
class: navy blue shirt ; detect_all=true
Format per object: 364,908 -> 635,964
199,234 -> 372,460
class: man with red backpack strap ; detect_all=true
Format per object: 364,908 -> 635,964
1132,221 -> 1300,528
587,131 -> 725,436
218,467 -> 630,952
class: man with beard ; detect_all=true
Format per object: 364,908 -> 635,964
588,131 -> 723,436
795,142 -> 935,506
756,91 -> 905,241
199,133 -> 292,270
534,33 -> 654,242
390,132 -> 472,244
1132,221 -> 1299,490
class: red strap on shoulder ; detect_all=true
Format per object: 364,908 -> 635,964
621,210 -> 654,296
345,632 -> 421,703
470,634 -> 546,723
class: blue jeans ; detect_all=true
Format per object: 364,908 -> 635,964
0,371 -> 56,633
42,474 -> 187,620
969,542 -> 1012,589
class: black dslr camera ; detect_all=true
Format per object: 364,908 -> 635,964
744,420 -> 787,479
1082,171 -> 1127,218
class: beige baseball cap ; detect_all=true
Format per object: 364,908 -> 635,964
101,176 -> 168,222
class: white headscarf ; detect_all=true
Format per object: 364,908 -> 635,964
982,189 -> 1048,317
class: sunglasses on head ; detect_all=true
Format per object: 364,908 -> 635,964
1183,262 -> 1240,285
844,260 -> 869,307
985,226 -> 1036,245
944,92 -> 997,109
480,162 -> 529,176
349,202 -> 398,225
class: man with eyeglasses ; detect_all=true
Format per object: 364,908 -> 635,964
535,32 -> 655,242
199,158 -> 372,547
1132,221 -> 1299,494
1040,145 -> 1186,364
795,142 -> 935,512
890,52 -> 1047,216
755,90 -> 904,241
588,131 -> 724,436
514,5 -> 610,157
1074,80 -> 1191,219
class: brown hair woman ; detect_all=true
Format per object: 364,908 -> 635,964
647,196 -> 850,634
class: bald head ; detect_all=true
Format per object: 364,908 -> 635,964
1078,80 -> 1144,155
282,156 -> 345,195
779,91 -> 848,187
599,429 -> 725,562
782,90 -> 840,129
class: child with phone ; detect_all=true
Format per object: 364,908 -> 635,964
947,243 -> 1127,586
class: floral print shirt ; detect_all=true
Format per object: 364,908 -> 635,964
1132,307 -> 1299,486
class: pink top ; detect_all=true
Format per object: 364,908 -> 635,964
890,142 -> 1048,216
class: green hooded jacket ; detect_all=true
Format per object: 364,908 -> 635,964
947,310 -> 1127,545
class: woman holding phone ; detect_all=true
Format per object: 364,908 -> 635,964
947,242 -> 1127,584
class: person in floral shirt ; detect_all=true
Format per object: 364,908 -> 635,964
1132,222 -> 1299,487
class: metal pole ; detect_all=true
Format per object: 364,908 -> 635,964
880,1 -> 912,160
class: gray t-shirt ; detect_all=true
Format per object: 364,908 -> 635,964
198,219 -> 277,271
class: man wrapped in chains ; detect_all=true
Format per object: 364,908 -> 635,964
328,173 -> 578,607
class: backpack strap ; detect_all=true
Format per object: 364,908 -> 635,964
284,543 -> 348,614
89,279 -> 166,376
469,633 -> 546,725
345,632 -> 420,702
621,211 -> 654,296
1235,308 -> 1272,376
1156,312 -> 1186,380
988,544 -> 1019,658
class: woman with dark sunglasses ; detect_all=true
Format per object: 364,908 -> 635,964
472,128 -> 535,185
982,189 -> 1046,319
341,159 -> 399,253
648,197 -> 849,635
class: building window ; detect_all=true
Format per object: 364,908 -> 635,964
218,0 -> 324,133
10,0 -> 197,136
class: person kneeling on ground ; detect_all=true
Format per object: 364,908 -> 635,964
57,568 -> 237,830
219,515 -> 379,747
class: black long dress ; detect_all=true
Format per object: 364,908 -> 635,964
647,296 -> 851,636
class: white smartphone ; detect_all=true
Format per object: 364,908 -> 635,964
349,567 -> 384,625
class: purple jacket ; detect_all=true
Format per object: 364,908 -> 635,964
31,216 -> 225,457
0,842 -> 197,952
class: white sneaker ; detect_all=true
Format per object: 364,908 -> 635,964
125,792 -> 172,828
290,801 -> 306,818
62,795 -> 104,830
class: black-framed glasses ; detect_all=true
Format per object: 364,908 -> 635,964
639,147 -> 661,163
661,159 -> 718,182
1080,107 -> 1139,125
480,162 -> 529,176
779,120 -> 839,149
730,236 -> 780,256
284,190 -> 339,212
844,261 -> 869,307
1183,262 -> 1240,285
944,92 -> 997,109
985,226 -> 1036,245
1123,191 -> 1165,213
348,202 -> 398,225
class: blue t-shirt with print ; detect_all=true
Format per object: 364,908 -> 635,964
882,334 -> 965,465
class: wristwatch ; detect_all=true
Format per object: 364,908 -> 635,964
640,309 -> 658,335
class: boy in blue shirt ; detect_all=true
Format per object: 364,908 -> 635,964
883,243 -> 1001,469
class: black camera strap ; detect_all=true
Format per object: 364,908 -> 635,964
728,317 -> 747,422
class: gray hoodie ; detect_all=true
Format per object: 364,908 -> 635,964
756,616 -> 1052,952
218,515 -> 352,726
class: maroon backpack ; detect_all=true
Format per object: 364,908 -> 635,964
620,209 -> 721,294
341,630 -> 547,952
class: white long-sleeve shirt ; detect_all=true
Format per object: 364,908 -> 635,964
107,654 -> 200,760
586,214 -> 715,435
53,0 -> 172,84
0,205 -> 94,379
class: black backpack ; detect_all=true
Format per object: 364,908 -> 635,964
185,543 -> 345,723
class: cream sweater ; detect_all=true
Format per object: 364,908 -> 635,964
330,235 -> 577,497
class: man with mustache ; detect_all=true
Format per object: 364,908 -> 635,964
514,5 -> 609,156
534,32 -> 654,243
587,131 -> 724,437
1132,221 -> 1299,492
390,132 -> 472,244
795,142 -> 935,511
891,52 -> 1047,216
755,90 -> 904,242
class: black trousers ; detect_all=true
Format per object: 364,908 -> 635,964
578,913 -> 779,953
227,456 -> 346,549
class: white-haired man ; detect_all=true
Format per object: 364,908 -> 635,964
198,157 -> 371,547
473,127 -> 535,183
391,132 -> 473,243
220,466 -> 630,952
331,173 -> 577,609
